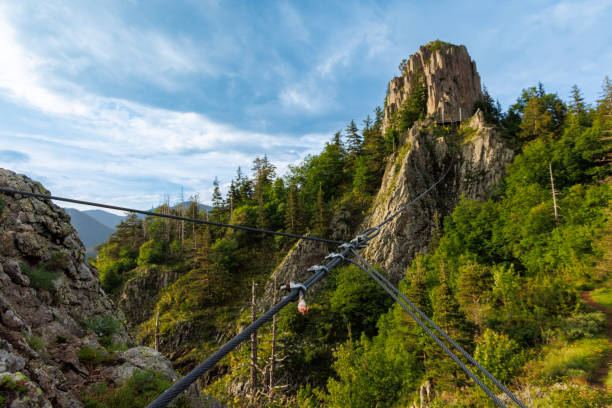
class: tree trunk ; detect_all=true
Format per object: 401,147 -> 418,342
269,277 -> 277,401
250,281 -> 258,405
549,162 -> 559,224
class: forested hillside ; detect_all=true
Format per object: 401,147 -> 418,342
91,46 -> 611,406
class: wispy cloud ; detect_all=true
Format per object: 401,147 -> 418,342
0,4 -> 329,207
526,0 -> 612,32
0,150 -> 29,164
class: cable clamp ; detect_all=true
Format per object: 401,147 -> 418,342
307,265 -> 329,274
349,234 -> 369,249
325,252 -> 345,261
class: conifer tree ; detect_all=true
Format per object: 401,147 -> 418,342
211,177 -> 225,225
345,120 -> 362,158
519,97 -> 554,140
569,85 -> 588,126
426,265 -> 475,387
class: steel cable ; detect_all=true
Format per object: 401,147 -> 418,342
344,253 -> 507,408
145,247 -> 351,408
349,249 -> 527,408
0,187 -> 344,245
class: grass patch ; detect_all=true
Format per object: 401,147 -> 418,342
534,384 -> 612,407
78,346 -> 114,366
591,286 -> 612,308
394,142 -> 411,174
458,124 -> 478,144
27,335 -> 45,352
81,369 -> 190,408
83,315 -> 121,337
22,262 -> 60,290
534,338 -> 609,382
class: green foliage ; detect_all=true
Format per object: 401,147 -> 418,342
535,384 -> 611,407
27,335 -> 45,352
83,315 -> 121,337
474,329 -> 524,385
81,370 -> 190,408
0,197 -> 6,216
137,239 -> 164,266
22,262 -> 60,290
425,39 -> 455,53
591,286 -> 612,308
396,75 -> 427,132
329,266 -> 393,338
78,346 -> 113,366
534,338 -> 609,381
211,237 -> 239,272
560,312 -> 606,340
326,334 -> 419,408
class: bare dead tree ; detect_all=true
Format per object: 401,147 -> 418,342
250,281 -> 258,406
269,277 -> 277,402
549,162 -> 559,224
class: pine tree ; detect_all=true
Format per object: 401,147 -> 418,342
345,120 -> 362,157
519,97 -> 554,140
597,76 -> 612,127
211,177 -> 224,224
426,265 -> 475,387
569,85 -> 588,126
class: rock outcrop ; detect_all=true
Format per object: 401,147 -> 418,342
0,169 -> 210,407
383,41 -> 482,133
363,110 -> 513,281
119,266 -> 181,327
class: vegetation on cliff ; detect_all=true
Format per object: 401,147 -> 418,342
93,74 -> 611,407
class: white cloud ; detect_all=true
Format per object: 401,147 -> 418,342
526,0 -> 612,32
0,6 -> 330,208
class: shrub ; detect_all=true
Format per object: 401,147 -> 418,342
536,384 -> 611,407
22,262 -> 60,290
83,315 -> 121,337
0,197 -> 6,216
561,312 -> 606,340
80,370 -> 190,408
474,329 -> 524,385
27,335 -> 45,352
137,239 -> 164,266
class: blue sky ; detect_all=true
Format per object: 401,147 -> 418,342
0,0 -> 610,211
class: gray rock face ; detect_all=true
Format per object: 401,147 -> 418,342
0,169 -> 128,407
383,42 -> 482,133
362,111 -> 513,282
262,239 -> 330,308
119,266 -> 181,326
0,169 -> 210,408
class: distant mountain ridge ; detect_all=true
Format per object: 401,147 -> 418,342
64,208 -> 115,254
83,209 -> 126,229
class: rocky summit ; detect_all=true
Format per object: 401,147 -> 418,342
382,40 -> 482,133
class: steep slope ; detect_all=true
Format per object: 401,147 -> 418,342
267,41 -> 511,293
363,111 -> 513,281
0,169 -> 210,407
